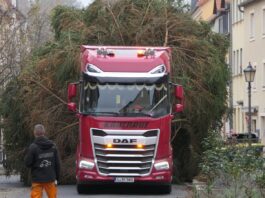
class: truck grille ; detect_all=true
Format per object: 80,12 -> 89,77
91,129 -> 159,176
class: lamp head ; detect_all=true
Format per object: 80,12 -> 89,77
243,62 -> 256,82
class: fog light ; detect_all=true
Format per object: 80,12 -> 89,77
84,174 -> 93,179
154,161 -> 169,171
79,160 -> 94,170
106,144 -> 113,148
136,144 -> 143,149
155,176 -> 164,180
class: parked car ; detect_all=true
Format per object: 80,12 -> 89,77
228,133 -> 259,143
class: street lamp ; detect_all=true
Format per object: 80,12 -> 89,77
243,62 -> 256,145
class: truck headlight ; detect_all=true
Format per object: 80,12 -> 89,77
79,160 -> 94,170
154,161 -> 170,171
148,64 -> 166,74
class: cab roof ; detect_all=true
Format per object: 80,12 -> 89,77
80,45 -> 171,73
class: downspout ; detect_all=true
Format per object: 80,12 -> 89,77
228,2 -> 233,135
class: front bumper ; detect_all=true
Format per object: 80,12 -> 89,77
77,169 -> 172,185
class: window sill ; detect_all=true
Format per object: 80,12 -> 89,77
232,73 -> 243,77
232,19 -> 244,25
249,37 -> 255,42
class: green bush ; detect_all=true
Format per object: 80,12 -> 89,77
199,132 -> 265,197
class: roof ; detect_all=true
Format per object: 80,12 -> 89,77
197,0 -> 209,6
80,46 -> 171,73
213,0 -> 228,14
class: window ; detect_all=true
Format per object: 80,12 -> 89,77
233,51 -> 236,75
236,50 -> 239,74
219,17 -> 224,33
263,63 -> 265,87
250,12 -> 255,38
239,48 -> 243,74
223,14 -> 228,33
253,64 -> 257,89
238,0 -> 244,20
263,9 -> 265,35
233,0 -> 237,23
236,0 -> 239,22
80,81 -> 170,118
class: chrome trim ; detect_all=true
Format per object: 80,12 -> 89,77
90,128 -> 160,177
95,153 -> 153,158
95,147 -> 154,152
108,173 -> 141,176
98,167 -> 150,170
86,71 -> 166,78
97,160 -> 152,164
93,136 -> 157,146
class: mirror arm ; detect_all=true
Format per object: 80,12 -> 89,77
169,81 -> 180,86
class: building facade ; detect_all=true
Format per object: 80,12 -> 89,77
239,0 -> 265,144
192,0 -> 231,137
192,0 -> 265,143
231,0 -> 245,136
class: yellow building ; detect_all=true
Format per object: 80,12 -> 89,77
192,0 -> 231,137
231,0 -> 245,135
192,0 -> 216,21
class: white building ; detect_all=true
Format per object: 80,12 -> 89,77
239,0 -> 265,144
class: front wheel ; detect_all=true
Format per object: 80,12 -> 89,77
77,184 -> 86,194
158,184 -> 172,194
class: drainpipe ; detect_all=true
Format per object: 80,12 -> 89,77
229,2 -> 233,135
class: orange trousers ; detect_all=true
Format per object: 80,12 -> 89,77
31,182 -> 57,198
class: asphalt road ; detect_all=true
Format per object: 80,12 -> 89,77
0,175 -> 192,198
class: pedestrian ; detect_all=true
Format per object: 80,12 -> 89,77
24,124 -> 60,198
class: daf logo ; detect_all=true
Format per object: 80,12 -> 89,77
113,139 -> 137,144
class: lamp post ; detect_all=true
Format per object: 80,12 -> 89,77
243,62 -> 256,146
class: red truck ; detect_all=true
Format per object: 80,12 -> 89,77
67,46 -> 184,194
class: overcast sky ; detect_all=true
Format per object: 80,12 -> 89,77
78,0 -> 94,7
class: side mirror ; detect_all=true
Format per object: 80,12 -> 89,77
68,83 -> 77,102
175,85 -> 183,99
174,85 -> 184,113
68,102 -> 77,112
175,104 -> 184,113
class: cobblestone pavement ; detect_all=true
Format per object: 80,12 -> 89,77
0,175 -> 192,198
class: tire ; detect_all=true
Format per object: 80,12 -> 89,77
77,184 -> 86,194
158,184 -> 172,194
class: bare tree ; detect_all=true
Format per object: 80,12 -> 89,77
0,0 -> 81,90
0,1 -> 27,89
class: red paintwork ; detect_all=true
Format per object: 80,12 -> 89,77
75,46 -> 175,185
77,162 -> 172,183
78,115 -> 172,159
80,45 -> 171,73
76,115 -> 173,183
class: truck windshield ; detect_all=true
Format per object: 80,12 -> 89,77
80,82 -> 170,117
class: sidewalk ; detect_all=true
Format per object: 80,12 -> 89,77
0,175 -> 28,198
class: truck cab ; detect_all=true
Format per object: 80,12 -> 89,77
68,46 -> 184,194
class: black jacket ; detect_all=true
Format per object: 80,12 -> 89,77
24,136 -> 60,183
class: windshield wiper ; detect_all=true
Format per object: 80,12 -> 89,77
125,112 -> 153,117
88,112 -> 120,116
149,94 -> 168,113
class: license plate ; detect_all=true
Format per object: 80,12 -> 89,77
114,177 -> 134,183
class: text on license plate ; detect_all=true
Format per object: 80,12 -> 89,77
114,177 -> 134,183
